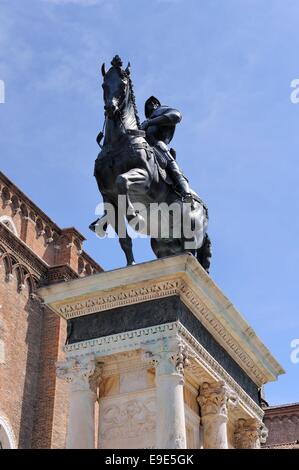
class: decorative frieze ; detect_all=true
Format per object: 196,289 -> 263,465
55,279 -> 181,319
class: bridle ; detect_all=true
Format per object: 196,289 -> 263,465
100,77 -> 145,146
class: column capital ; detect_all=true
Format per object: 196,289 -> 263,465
197,380 -> 237,449
56,354 -> 103,394
234,418 -> 268,449
197,380 -> 237,420
143,337 -> 190,382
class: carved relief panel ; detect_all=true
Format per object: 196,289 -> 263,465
98,391 -> 156,449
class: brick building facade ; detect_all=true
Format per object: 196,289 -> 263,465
0,171 -> 102,448
263,403 -> 299,449
0,170 -> 297,449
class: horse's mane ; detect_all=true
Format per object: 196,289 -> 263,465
109,56 -> 141,129
127,74 -> 141,129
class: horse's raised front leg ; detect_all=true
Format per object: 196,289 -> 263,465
116,168 -> 150,229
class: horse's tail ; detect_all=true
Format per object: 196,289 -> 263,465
197,233 -> 212,273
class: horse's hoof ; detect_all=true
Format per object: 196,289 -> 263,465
89,218 -> 101,233
94,221 -> 108,238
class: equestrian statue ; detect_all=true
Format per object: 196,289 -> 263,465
90,55 -> 212,272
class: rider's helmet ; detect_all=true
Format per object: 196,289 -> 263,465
145,96 -> 161,118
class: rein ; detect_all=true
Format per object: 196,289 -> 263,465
96,115 -> 107,148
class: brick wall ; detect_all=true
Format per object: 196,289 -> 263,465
0,271 -> 43,448
264,403 -> 299,447
0,171 -> 102,448
31,308 -> 69,448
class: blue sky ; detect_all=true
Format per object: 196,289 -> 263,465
0,0 -> 298,405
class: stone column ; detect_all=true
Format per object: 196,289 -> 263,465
145,339 -> 189,449
56,354 -> 102,449
234,418 -> 268,449
197,381 -> 236,449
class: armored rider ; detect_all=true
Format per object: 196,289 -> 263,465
141,96 -> 192,202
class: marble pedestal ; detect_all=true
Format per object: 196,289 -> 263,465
38,254 -> 284,449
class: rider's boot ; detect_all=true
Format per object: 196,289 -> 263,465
167,159 -> 193,203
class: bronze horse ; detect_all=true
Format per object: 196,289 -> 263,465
90,56 -> 211,271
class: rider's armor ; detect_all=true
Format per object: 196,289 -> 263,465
142,98 -> 191,200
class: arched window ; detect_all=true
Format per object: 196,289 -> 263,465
0,216 -> 18,237
0,416 -> 16,449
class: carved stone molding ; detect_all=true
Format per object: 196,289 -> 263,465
56,278 -> 181,319
65,322 -> 177,354
234,418 -> 268,449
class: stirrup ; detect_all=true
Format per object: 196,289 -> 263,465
182,193 -> 193,203
182,193 -> 195,210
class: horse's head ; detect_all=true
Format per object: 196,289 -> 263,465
101,55 -> 130,118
